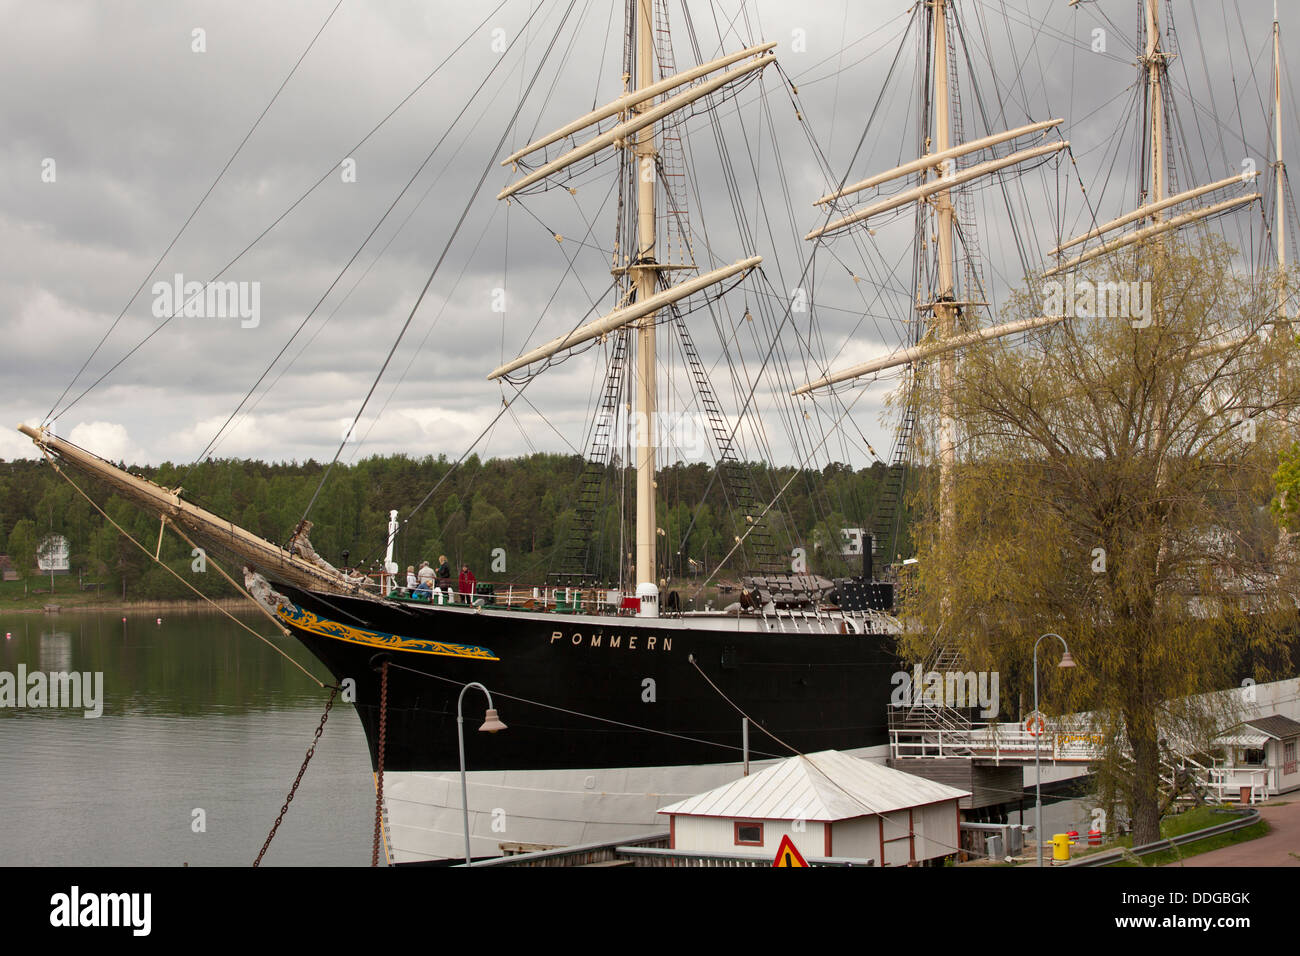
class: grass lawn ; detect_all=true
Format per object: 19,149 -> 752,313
1107,806 -> 1269,866
0,576 -> 118,610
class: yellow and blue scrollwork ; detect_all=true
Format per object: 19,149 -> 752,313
276,603 -> 498,661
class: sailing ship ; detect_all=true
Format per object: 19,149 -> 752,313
19,0 -> 1283,862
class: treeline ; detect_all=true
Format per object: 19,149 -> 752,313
0,453 -> 912,599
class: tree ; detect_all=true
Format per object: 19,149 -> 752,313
904,236 -> 1299,846
7,519 -> 37,580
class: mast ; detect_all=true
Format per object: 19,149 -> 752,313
1141,0 -> 1170,479
492,20 -> 770,607
1276,1 -> 1287,324
633,0 -> 659,610
1145,0 -> 1165,214
933,0 -> 957,536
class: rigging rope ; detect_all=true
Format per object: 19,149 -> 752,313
39,447 -> 325,687
301,0 -> 583,525
254,684 -> 339,867
46,0 -> 347,425
49,0 -> 514,426
687,654 -> 800,756
384,660 -> 784,759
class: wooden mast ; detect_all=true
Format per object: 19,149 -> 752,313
1145,0 -> 1165,216
1276,1 -> 1287,325
933,0 -> 957,536
633,0 -> 659,612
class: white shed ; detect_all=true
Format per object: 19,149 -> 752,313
658,749 -> 970,866
1210,714 -> 1300,800
37,533 -> 70,573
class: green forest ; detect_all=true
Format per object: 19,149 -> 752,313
0,452 -> 911,601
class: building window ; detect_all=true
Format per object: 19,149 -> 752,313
1241,748 -> 1266,766
734,821 -> 764,846
1285,741 -> 1297,775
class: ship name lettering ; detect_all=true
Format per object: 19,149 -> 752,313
549,630 -> 673,651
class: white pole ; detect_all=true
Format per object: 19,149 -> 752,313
458,681 -> 498,865
633,0 -> 659,609
1034,633 -> 1072,866
934,0 -> 957,539
743,717 -> 750,776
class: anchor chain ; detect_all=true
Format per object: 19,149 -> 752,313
254,683 -> 339,866
372,660 -> 390,866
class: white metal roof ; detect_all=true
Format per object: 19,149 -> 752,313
1213,715 -> 1300,747
658,750 -> 970,822
1214,732 -> 1270,747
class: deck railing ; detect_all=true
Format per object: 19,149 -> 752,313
890,722 -> 1106,762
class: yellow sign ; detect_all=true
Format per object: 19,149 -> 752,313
773,834 -> 809,867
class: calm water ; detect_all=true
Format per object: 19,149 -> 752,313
0,610 -> 375,866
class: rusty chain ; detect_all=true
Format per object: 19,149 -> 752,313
372,660 -> 390,866
253,683 -> 339,867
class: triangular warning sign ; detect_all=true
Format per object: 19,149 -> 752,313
772,834 -> 809,867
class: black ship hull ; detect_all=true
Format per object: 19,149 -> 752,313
271,581 -> 902,861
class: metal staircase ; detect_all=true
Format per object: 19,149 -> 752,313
888,639 -> 976,758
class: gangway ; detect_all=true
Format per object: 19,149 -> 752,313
890,721 -> 1105,764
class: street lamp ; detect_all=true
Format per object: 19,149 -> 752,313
457,681 -> 507,865
1034,632 -> 1076,867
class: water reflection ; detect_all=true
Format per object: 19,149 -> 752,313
0,610 -> 373,865
1,610 -> 335,718
38,631 -> 71,673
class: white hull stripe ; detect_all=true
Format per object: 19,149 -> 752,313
378,746 -> 890,863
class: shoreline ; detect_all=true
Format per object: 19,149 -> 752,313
5,598 -> 257,615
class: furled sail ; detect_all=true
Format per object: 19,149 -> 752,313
501,41 -> 777,167
1042,193 -> 1260,278
497,52 -> 775,200
813,118 -> 1063,206
487,256 -> 761,380
1049,171 -> 1260,255
793,315 -> 1069,394
806,141 -> 1067,240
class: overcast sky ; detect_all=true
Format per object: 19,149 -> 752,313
1,0 -> 1291,471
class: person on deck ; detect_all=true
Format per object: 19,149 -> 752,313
416,561 -> 434,598
405,565 -> 418,596
458,564 -> 477,604
435,555 -> 452,599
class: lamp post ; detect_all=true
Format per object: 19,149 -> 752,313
457,681 -> 507,865
1034,632 -> 1076,867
